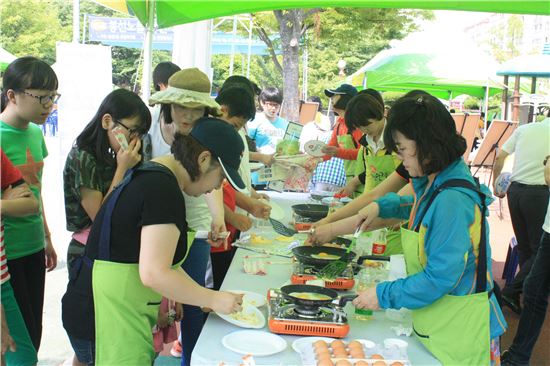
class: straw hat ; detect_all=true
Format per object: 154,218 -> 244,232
149,68 -> 221,115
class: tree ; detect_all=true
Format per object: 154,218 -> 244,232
484,14 -> 524,63
252,8 -> 432,120
0,0 -> 71,64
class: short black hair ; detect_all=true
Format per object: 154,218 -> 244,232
223,75 -> 260,96
76,89 -> 151,166
171,132 -> 220,181
345,93 -> 385,131
1,56 -> 58,112
152,62 -> 180,91
259,86 -> 283,105
307,96 -> 323,111
384,93 -> 466,175
215,85 -> 255,121
358,89 -> 384,110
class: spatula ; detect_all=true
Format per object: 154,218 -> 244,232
318,226 -> 362,280
268,218 -> 313,237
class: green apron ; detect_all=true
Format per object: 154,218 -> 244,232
353,146 -> 366,197
337,132 -> 359,185
401,179 -> 491,365
90,163 -> 192,364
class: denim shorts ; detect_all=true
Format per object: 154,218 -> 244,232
68,335 -> 95,365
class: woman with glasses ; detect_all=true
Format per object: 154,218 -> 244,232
62,89 -> 151,295
0,56 -> 59,354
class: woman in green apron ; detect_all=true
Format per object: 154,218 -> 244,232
61,118 -> 245,365
309,92 -> 404,255
352,94 -> 506,365
321,84 -> 362,184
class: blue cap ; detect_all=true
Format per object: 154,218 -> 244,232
324,84 -> 358,97
190,118 -> 246,192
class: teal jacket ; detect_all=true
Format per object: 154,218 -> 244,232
375,159 -> 507,339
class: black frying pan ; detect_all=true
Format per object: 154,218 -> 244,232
280,284 -> 357,308
291,204 -> 329,220
292,246 -> 356,267
281,284 -> 338,307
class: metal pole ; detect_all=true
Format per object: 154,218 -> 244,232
246,15 -> 253,78
302,32 -> 308,100
502,75 -> 509,120
82,13 -> 88,44
483,80 -> 490,132
229,15 -> 237,76
141,0 -> 155,101
72,0 -> 80,43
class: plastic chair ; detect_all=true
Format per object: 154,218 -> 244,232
501,237 -> 519,286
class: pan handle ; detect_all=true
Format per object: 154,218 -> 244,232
336,294 -> 358,307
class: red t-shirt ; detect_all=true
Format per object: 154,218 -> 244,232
323,116 -> 362,161
1,149 -> 24,284
212,181 -> 237,253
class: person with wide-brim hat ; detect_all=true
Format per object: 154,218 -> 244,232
149,67 -> 221,140
148,68 -> 231,363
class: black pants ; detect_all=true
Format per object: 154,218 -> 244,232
505,231 -> 550,365
7,249 -> 46,351
210,247 -> 237,291
504,183 -> 549,297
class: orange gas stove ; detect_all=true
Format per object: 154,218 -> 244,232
290,262 -> 356,290
267,289 -> 350,338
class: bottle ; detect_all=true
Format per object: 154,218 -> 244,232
371,228 -> 388,255
355,231 -> 373,257
354,269 -> 374,320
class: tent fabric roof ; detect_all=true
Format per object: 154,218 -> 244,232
496,55 -> 550,77
123,0 -> 550,29
347,48 -> 504,99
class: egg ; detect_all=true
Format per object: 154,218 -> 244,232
372,361 -> 387,366
347,340 -> 363,350
349,348 -> 365,359
332,348 -> 348,358
331,340 -> 346,349
390,363 -> 405,366
355,362 -> 369,366
316,348 -> 331,359
317,359 -> 334,366
371,354 -> 385,360
335,360 -> 352,366
314,340 -> 329,349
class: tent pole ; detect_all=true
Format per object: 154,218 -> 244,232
502,75 -> 509,120
141,0 -> 155,101
246,15 -> 253,78
229,15 -> 237,76
483,81 -> 489,132
528,76 -> 537,122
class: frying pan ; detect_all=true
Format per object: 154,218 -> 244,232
280,284 -> 356,308
292,246 -> 356,267
291,204 -> 329,220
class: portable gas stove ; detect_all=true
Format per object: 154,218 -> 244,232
290,261 -> 355,290
267,289 -> 350,338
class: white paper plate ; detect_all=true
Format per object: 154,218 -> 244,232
216,304 -> 265,329
225,290 -> 267,307
304,140 -> 326,157
222,330 -> 287,356
291,336 -> 336,353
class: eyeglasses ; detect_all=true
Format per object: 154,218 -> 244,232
263,101 -> 280,108
115,119 -> 143,138
21,91 -> 61,106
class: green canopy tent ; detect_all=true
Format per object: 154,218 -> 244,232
94,0 -> 550,99
346,47 -> 504,99
0,47 -> 16,72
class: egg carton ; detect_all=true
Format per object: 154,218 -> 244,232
299,339 -> 410,366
